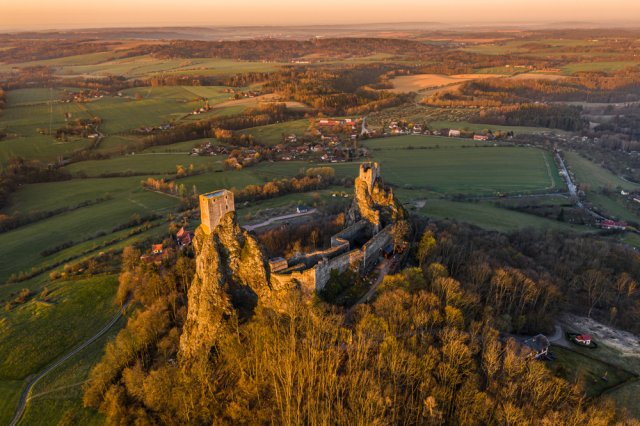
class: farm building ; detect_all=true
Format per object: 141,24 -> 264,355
448,129 -> 461,137
599,220 -> 627,230
176,227 -> 192,247
473,134 -> 490,141
575,334 -> 592,345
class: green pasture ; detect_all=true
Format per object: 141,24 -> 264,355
427,120 -> 562,135
0,380 -> 22,426
563,151 -> 640,191
0,188 -> 178,283
563,151 -> 640,222
18,319 -> 124,426
562,61 -> 640,75
240,119 -> 311,145
365,138 -> 563,195
363,134 -> 490,150
408,197 -> 586,233
63,56 -> 282,78
4,88 -> 66,106
0,275 -> 119,380
65,153 -> 222,177
550,345 -> 635,397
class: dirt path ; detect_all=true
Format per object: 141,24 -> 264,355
10,301 -> 129,426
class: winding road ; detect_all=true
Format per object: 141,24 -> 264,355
9,301 -> 129,426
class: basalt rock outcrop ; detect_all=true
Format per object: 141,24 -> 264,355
179,211 -> 278,364
348,162 -> 406,229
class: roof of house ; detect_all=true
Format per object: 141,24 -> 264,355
576,334 -> 592,341
152,244 -> 163,252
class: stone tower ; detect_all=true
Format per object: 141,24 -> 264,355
359,162 -> 380,191
199,189 -> 235,234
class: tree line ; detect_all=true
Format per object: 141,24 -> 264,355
82,222 -> 631,424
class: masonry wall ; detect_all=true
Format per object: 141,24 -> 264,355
315,249 -> 365,291
330,220 -> 370,248
362,224 -> 393,271
199,190 -> 235,234
287,240 -> 350,269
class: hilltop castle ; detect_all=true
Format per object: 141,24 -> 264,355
197,162 -> 406,293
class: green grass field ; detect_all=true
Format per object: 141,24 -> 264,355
564,151 -> 640,191
562,61 -> 640,75
365,137 -> 562,195
550,345 -> 635,396
65,153 -> 222,177
0,185 -> 178,283
410,198 -> 587,233
427,120 -> 563,135
0,380 -> 22,426
0,275 -> 119,380
240,119 -> 311,145
60,56 -> 282,78
18,318 -> 125,425
563,151 -> 640,222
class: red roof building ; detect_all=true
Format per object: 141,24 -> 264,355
176,227 -> 192,247
599,220 -> 627,230
575,334 -> 592,345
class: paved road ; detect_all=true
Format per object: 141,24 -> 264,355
555,152 -> 577,198
242,209 -> 317,231
10,301 -> 129,426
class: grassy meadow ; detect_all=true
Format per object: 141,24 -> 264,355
364,136 -> 563,195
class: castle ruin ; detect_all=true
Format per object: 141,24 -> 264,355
199,189 -> 235,234
359,161 -> 380,192
270,162 -> 404,293
196,163 -> 405,294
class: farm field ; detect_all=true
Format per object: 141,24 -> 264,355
410,198 -> 587,233
18,319 -> 124,425
0,55 -> 284,78
0,276 -> 121,424
562,61 -> 640,75
550,346 -> 635,397
363,134 -> 490,150
0,187 -> 178,283
389,73 -> 497,93
240,119 -> 312,145
365,139 -> 563,195
563,151 -> 640,222
65,153 -> 223,177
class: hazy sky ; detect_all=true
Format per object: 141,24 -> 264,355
2,0 -> 640,30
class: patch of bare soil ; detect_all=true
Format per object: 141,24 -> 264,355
559,313 -> 640,357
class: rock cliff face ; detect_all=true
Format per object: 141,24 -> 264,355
179,212 -> 274,364
348,172 -> 405,229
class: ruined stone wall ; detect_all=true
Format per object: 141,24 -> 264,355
330,220 -> 371,247
315,249 -> 364,291
362,224 -> 394,271
287,240 -> 350,269
271,267 -> 318,295
359,162 -> 380,191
